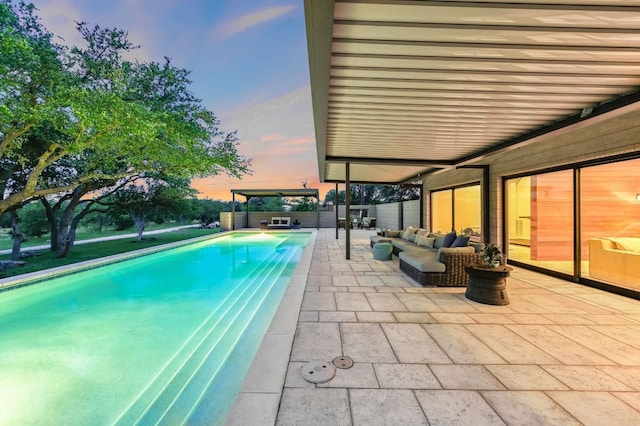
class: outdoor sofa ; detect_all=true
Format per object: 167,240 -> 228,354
370,227 -> 486,287
267,217 -> 292,229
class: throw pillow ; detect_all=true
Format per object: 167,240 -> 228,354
416,235 -> 435,248
451,236 -> 470,247
408,233 -> 417,243
416,228 -> 429,237
401,226 -> 416,240
433,235 -> 446,248
442,231 -> 457,248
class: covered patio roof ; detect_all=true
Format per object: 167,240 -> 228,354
305,0 -> 640,184
230,188 -> 320,199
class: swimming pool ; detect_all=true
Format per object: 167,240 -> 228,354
0,231 -> 311,425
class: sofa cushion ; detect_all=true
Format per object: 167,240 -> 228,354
370,235 -> 392,245
399,251 -> 445,273
408,233 -> 417,243
442,231 -> 457,248
609,237 -> 640,253
416,235 -> 435,248
437,246 -> 475,262
392,239 -> 420,252
451,236 -> 470,247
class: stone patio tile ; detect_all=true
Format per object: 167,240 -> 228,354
301,292 -> 336,311
241,334 -> 294,393
356,311 -> 396,322
276,388 -> 350,426
482,391 -> 581,425
423,324 -> 506,364
542,366 -> 633,391
355,275 -> 385,287
290,322 -> 342,362
374,285 -> 404,293
307,275 -> 333,286
575,293 -> 640,314
331,275 -> 358,287
541,314 -> 597,324
298,310 -> 318,322
374,363 -> 441,389
465,324 -> 560,364
335,292 -> 371,311
379,275 -> 413,287
549,325 -> 640,366
505,325 -> 615,365
415,390 -> 505,425
612,392 -> 640,411
346,286 -> 376,293
365,293 -> 407,311
283,362 -> 314,388
429,365 -> 505,390
341,323 -> 397,363
584,314 -> 640,325
431,313 -> 476,323
428,294 -> 481,313
466,313 -> 516,324
319,286 -> 349,292
507,301 -> 554,314
350,389 -> 428,425
226,392 -> 280,426
504,313 -> 556,324
597,366 -> 640,390
351,263 -> 373,272
382,323 -> 451,363
484,365 -> 569,390
547,391 -> 640,426
587,325 -> 640,348
319,311 -> 357,322
393,312 -> 437,323
330,263 -> 353,272
396,293 -> 443,312
318,362 -> 379,388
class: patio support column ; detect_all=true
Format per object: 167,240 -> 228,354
420,184 -> 424,229
246,196 -> 251,228
458,165 -> 490,242
232,192 -> 236,230
335,183 -> 339,239
345,163 -> 351,260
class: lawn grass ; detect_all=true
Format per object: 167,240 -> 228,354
0,222 -> 197,251
0,227 -> 220,279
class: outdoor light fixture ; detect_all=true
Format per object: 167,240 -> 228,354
637,193 -> 640,201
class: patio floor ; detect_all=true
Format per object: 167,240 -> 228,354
234,229 -> 640,425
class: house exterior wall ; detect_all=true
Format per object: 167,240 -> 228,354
421,105 -> 640,248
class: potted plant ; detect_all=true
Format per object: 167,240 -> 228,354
482,243 -> 502,268
292,219 -> 301,229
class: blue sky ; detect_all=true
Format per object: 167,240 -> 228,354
34,0 -> 331,200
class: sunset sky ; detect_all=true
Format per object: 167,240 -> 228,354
34,0 -> 335,201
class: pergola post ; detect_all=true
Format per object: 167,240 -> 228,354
232,192 -> 236,230
335,183 -> 339,239
345,162 -> 351,260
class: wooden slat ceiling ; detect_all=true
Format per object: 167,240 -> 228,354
304,0 -> 640,184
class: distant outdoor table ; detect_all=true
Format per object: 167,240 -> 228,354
464,263 -> 512,305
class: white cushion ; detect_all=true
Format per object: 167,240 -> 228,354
416,235 -> 435,248
401,226 -> 416,240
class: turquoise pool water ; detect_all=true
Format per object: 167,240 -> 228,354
0,232 -> 310,425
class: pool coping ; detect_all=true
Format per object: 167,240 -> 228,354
224,229 -> 317,425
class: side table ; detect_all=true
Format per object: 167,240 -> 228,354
464,263 -> 512,305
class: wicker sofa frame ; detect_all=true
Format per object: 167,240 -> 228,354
399,251 -> 484,287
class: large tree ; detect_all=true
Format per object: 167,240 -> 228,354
0,1 -> 251,216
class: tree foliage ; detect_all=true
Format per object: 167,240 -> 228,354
323,184 -> 420,205
0,1 -> 251,216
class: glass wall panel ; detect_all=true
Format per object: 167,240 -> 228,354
581,158 -> 640,292
431,190 -> 452,233
506,170 -> 574,274
454,185 -> 482,240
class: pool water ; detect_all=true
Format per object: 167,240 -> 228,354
0,232 -> 310,425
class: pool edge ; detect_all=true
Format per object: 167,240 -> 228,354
224,230 -> 317,425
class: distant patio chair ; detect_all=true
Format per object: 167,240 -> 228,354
338,217 -> 346,229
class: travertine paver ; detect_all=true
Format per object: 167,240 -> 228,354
273,229 -> 640,425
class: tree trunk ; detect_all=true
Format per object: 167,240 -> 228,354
131,209 -> 146,242
41,198 -> 58,252
10,212 -> 25,261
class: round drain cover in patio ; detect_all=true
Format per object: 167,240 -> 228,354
300,361 -> 336,384
333,356 -> 354,369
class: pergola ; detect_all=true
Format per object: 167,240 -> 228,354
230,188 -> 320,230
304,0 -> 640,258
